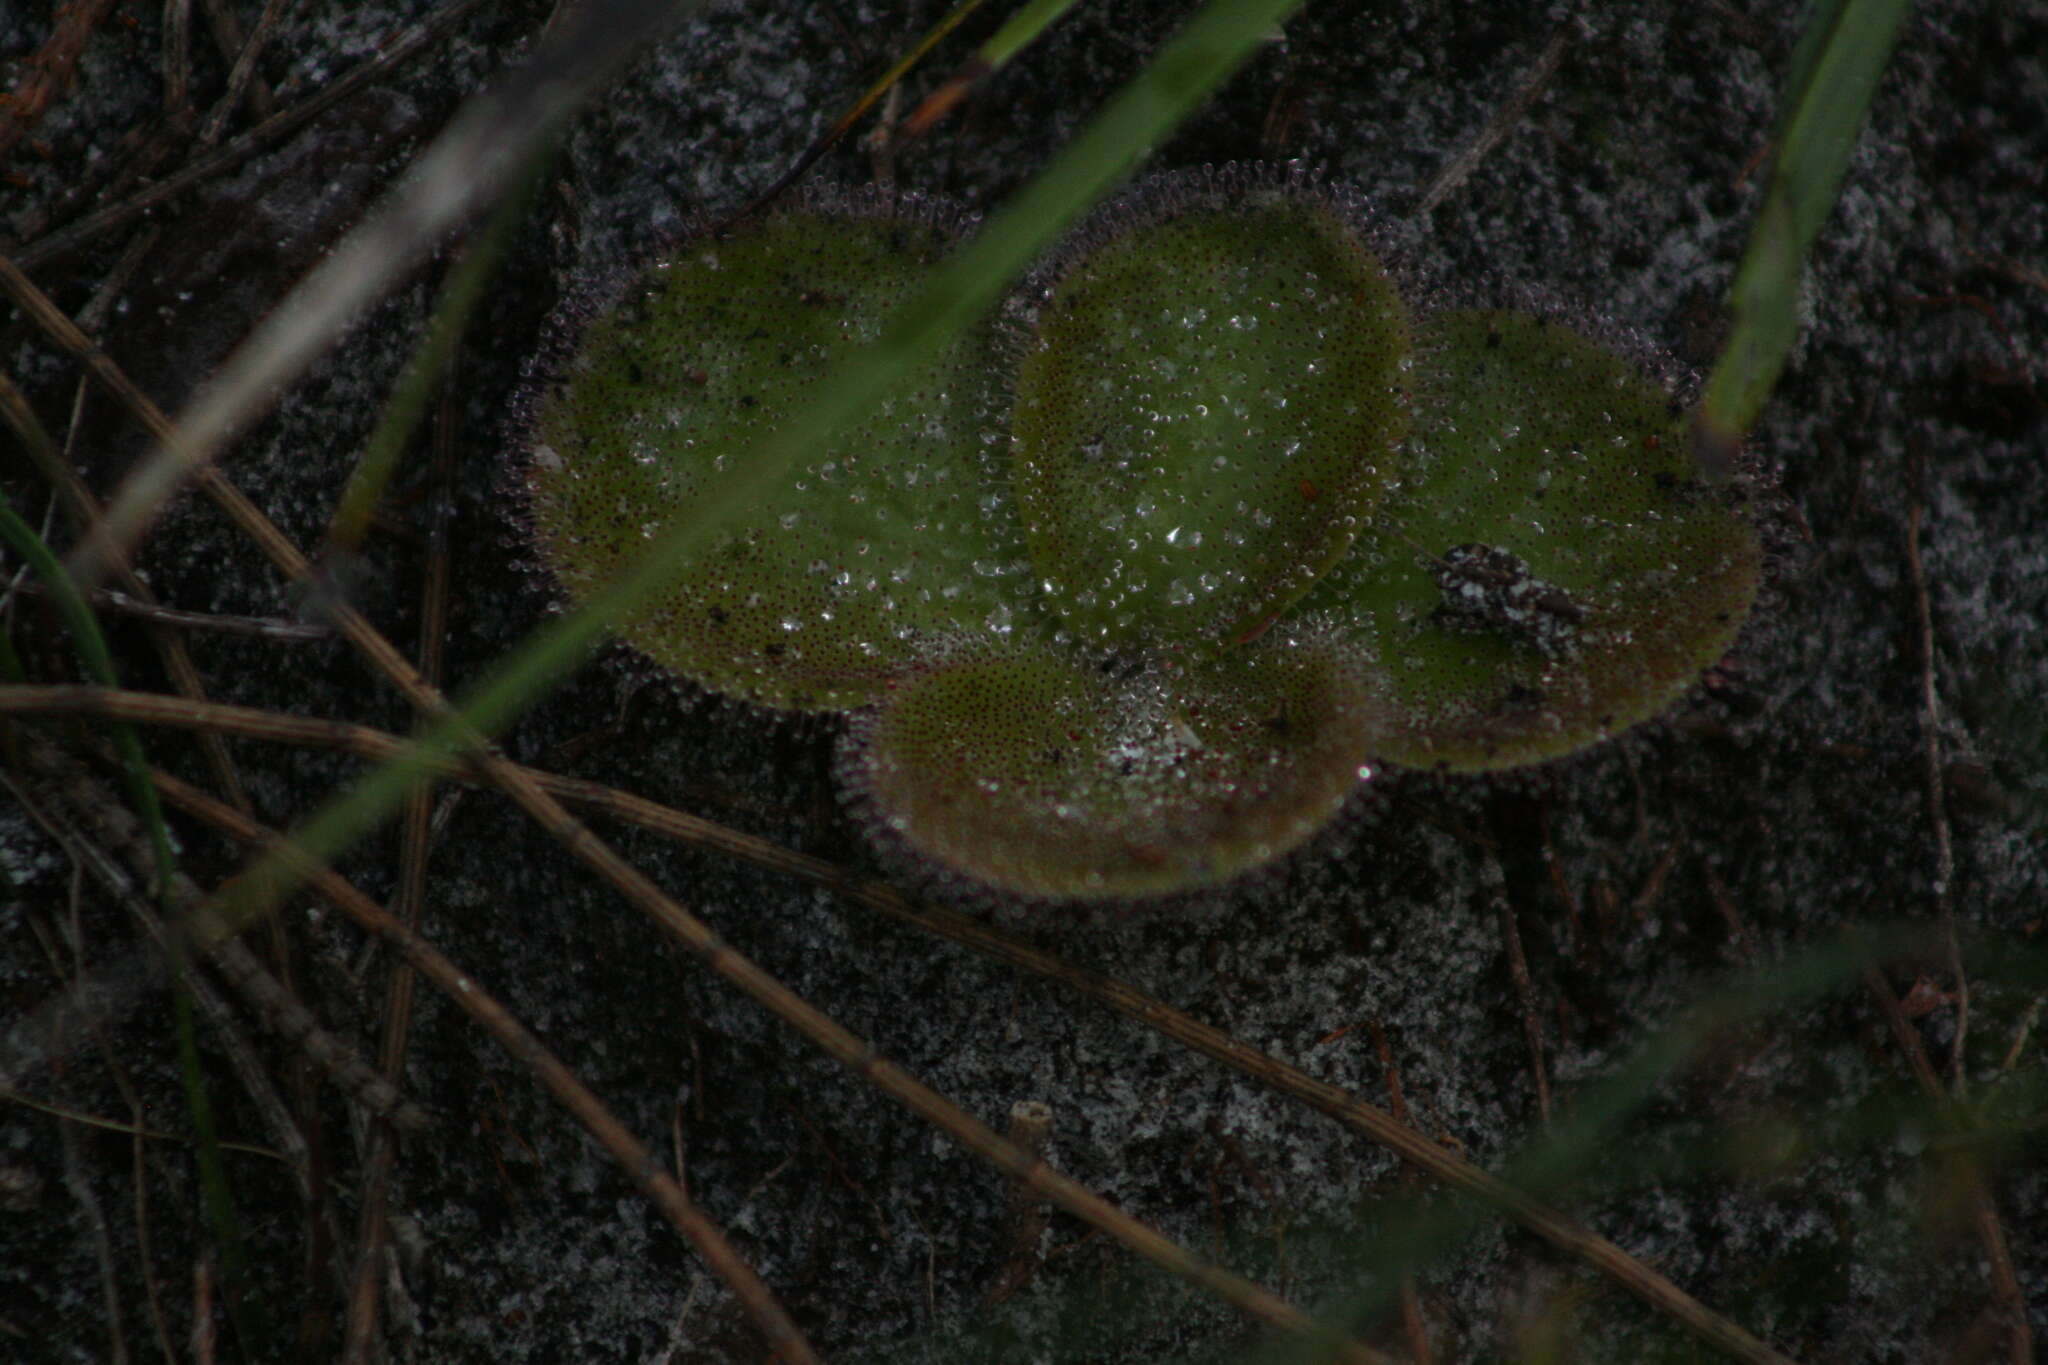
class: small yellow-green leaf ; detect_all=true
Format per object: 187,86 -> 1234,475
1308,309 -> 1762,771
1010,172 -> 1411,650
1697,0 -> 1909,473
846,636 -> 1381,899
522,197 -> 1024,712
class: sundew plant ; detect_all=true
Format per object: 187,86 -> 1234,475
520,167 -> 1762,899
4,2 -> 2043,1363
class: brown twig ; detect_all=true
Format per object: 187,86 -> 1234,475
790,1104 -> 895,1245
1413,26 -> 1573,215
191,1257 -> 216,1365
1536,800 -> 1581,931
342,306 -> 465,1365
163,0 -> 195,121
1487,843 -> 1554,1125
1370,1020 -> 1436,1365
0,0 -> 124,166
1903,464 -> 1967,1090
1633,841 -> 1681,918
73,222 -> 165,336
196,0 -> 276,119
194,0 -> 292,148
1206,1115 -> 1278,1210
1997,997 -> 2041,1077
131,1089 -> 180,1365
1704,862 -> 1756,963
1899,289 -> 2039,388
0,1087 -> 284,1160
5,581 -> 334,642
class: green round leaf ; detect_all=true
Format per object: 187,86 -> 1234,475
521,198 -> 1024,712
1304,309 -> 1763,771
846,638 -> 1382,900
1009,178 -> 1411,650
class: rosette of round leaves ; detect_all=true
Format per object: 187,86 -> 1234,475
518,166 -> 1764,903
1295,308 -> 1763,772
519,187 -> 1024,713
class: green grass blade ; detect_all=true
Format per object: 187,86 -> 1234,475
1696,0 -> 1911,475
0,492 -> 260,1346
321,152 -> 550,564
978,0 -> 1086,69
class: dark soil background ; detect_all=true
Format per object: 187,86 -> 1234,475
2,2 -> 2044,1361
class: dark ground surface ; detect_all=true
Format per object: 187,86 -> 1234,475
2,2 -> 2045,1361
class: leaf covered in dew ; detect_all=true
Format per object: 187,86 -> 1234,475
519,192 -> 1024,713
517,163 -> 1770,902
844,638 -> 1382,901
1302,308 -> 1764,771
1008,169 -> 1411,650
